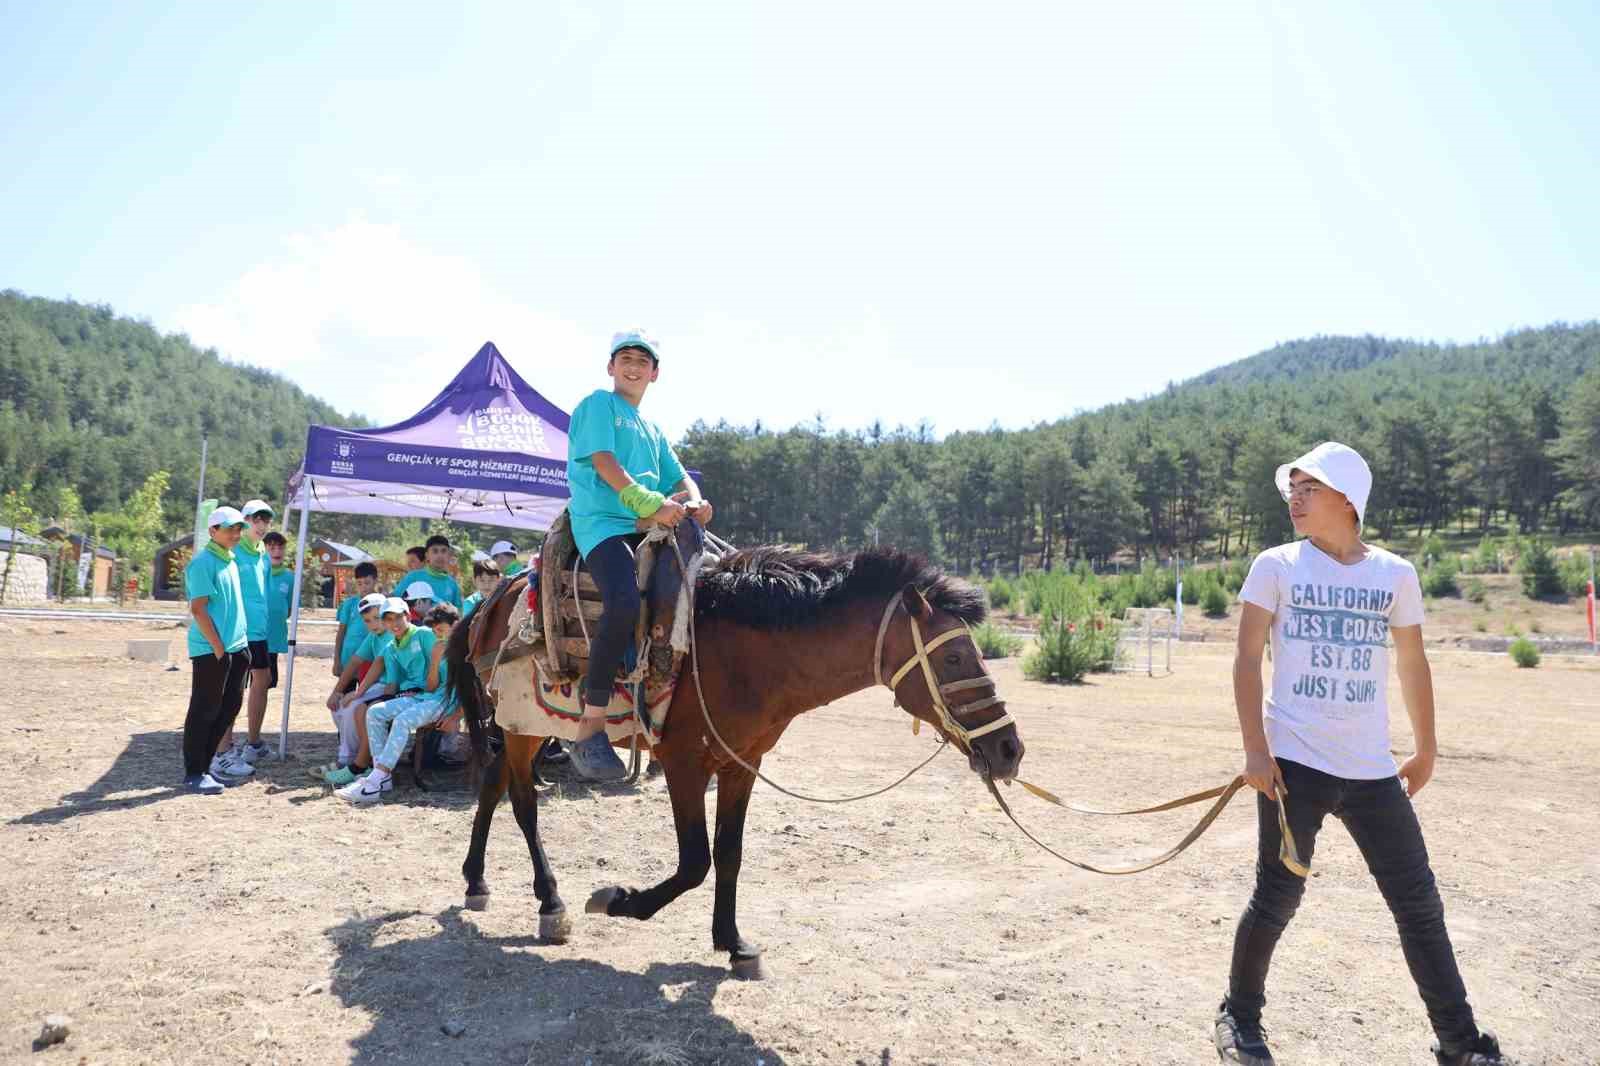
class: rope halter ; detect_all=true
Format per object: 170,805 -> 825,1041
872,593 -> 1015,753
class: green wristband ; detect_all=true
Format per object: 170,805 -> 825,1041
620,484 -> 666,518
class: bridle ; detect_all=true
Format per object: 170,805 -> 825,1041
872,593 -> 1015,753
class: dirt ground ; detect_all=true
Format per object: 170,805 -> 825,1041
2,616 -> 1596,1065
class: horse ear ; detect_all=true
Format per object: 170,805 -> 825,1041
901,583 -> 932,620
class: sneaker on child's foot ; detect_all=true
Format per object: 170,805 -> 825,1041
239,740 -> 273,764
1215,1001 -> 1275,1065
567,731 -> 628,782
336,775 -> 391,804
211,753 -> 255,780
182,773 -> 225,795
1435,1031 -> 1512,1065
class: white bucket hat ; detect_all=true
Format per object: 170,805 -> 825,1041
1276,442 -> 1372,527
403,581 -> 436,602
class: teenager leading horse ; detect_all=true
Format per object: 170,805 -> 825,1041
447,542 -> 1025,979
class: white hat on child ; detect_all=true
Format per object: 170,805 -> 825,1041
1275,442 -> 1373,527
403,581 -> 435,601
382,597 -> 410,616
358,592 -> 387,613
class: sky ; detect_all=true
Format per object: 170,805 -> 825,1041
4,1 -> 1599,439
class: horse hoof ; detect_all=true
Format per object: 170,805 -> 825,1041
539,908 -> 572,943
730,954 -> 768,981
585,886 -> 623,915
464,893 -> 490,912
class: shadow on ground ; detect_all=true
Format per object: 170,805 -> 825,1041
327,907 -> 785,1066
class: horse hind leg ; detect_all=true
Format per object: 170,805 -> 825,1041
505,734 -> 571,943
462,739 -> 510,910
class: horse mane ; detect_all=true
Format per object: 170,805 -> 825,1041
694,546 -> 986,630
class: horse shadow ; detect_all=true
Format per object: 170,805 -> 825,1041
326,907 -> 786,1065
11,728 -> 341,825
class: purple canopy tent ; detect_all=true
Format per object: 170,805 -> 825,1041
275,342 -> 571,756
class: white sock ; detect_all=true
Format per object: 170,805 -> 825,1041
366,768 -> 391,788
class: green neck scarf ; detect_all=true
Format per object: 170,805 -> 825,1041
237,535 -> 263,557
271,563 -> 289,576
394,623 -> 419,649
204,539 -> 235,564
425,566 -> 451,579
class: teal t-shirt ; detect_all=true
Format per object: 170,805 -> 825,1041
379,624 -> 438,692
399,567 -> 463,609
185,542 -> 249,658
462,591 -> 484,619
566,388 -> 686,557
266,564 -> 294,653
353,629 -> 391,666
234,536 -> 270,641
336,595 -> 371,668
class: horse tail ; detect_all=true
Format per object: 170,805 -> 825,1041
445,612 -> 494,763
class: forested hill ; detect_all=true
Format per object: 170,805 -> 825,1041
3,292 -> 1597,576
675,322 -> 1600,571
0,291 -> 360,531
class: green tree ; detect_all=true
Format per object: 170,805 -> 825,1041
870,476 -> 942,563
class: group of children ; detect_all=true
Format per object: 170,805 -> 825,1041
182,518 -> 527,801
180,499 -> 303,793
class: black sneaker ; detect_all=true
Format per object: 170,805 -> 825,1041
1435,1031 -> 1511,1065
1215,1001 -> 1275,1065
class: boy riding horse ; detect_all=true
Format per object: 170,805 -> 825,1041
564,328 -> 713,781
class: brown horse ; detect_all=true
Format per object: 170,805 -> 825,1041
446,544 -> 1025,979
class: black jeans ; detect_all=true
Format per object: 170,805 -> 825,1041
1227,757 -> 1479,1050
581,534 -> 642,706
183,650 -> 250,775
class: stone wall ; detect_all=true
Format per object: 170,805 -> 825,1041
0,552 -> 49,605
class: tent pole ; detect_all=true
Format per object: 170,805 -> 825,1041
278,478 -> 312,759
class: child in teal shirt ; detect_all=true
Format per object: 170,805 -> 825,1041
181,506 -> 251,793
562,329 -> 714,780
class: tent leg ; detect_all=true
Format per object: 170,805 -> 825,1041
278,481 -> 312,759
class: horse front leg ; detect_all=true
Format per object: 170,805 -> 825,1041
462,739 -> 509,910
586,746 -> 710,923
711,762 -> 765,979
504,735 -> 570,942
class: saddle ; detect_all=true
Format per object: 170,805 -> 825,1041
469,508 -> 704,690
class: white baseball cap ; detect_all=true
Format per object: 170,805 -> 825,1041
610,328 -> 660,363
207,506 -> 246,529
404,581 -> 436,601
489,540 -> 517,556
382,597 -> 410,616
358,592 -> 387,614
1276,442 -> 1373,527
240,499 -> 275,518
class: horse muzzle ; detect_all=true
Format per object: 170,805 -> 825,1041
969,725 -> 1024,782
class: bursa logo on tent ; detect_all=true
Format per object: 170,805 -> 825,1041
332,438 -> 357,475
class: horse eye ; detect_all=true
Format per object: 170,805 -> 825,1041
945,652 -> 961,667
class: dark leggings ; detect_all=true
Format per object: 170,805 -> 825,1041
183,650 -> 250,775
581,534 -> 642,706
1227,757 -> 1479,1050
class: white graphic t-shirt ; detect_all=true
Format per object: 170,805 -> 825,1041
1239,540 -> 1426,780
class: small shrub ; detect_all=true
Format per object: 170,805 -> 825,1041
1557,552 -> 1592,598
1421,558 -> 1460,598
1470,535 -> 1500,574
1417,534 -> 1449,571
1508,637 -> 1541,668
1201,583 -> 1231,618
1465,577 -> 1487,604
971,621 -> 1024,660
987,575 -> 1014,611
1530,619 -> 1543,634
1023,612 -> 1118,683
1472,618 -> 1487,633
1504,621 -> 1523,637
1517,541 -> 1562,598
